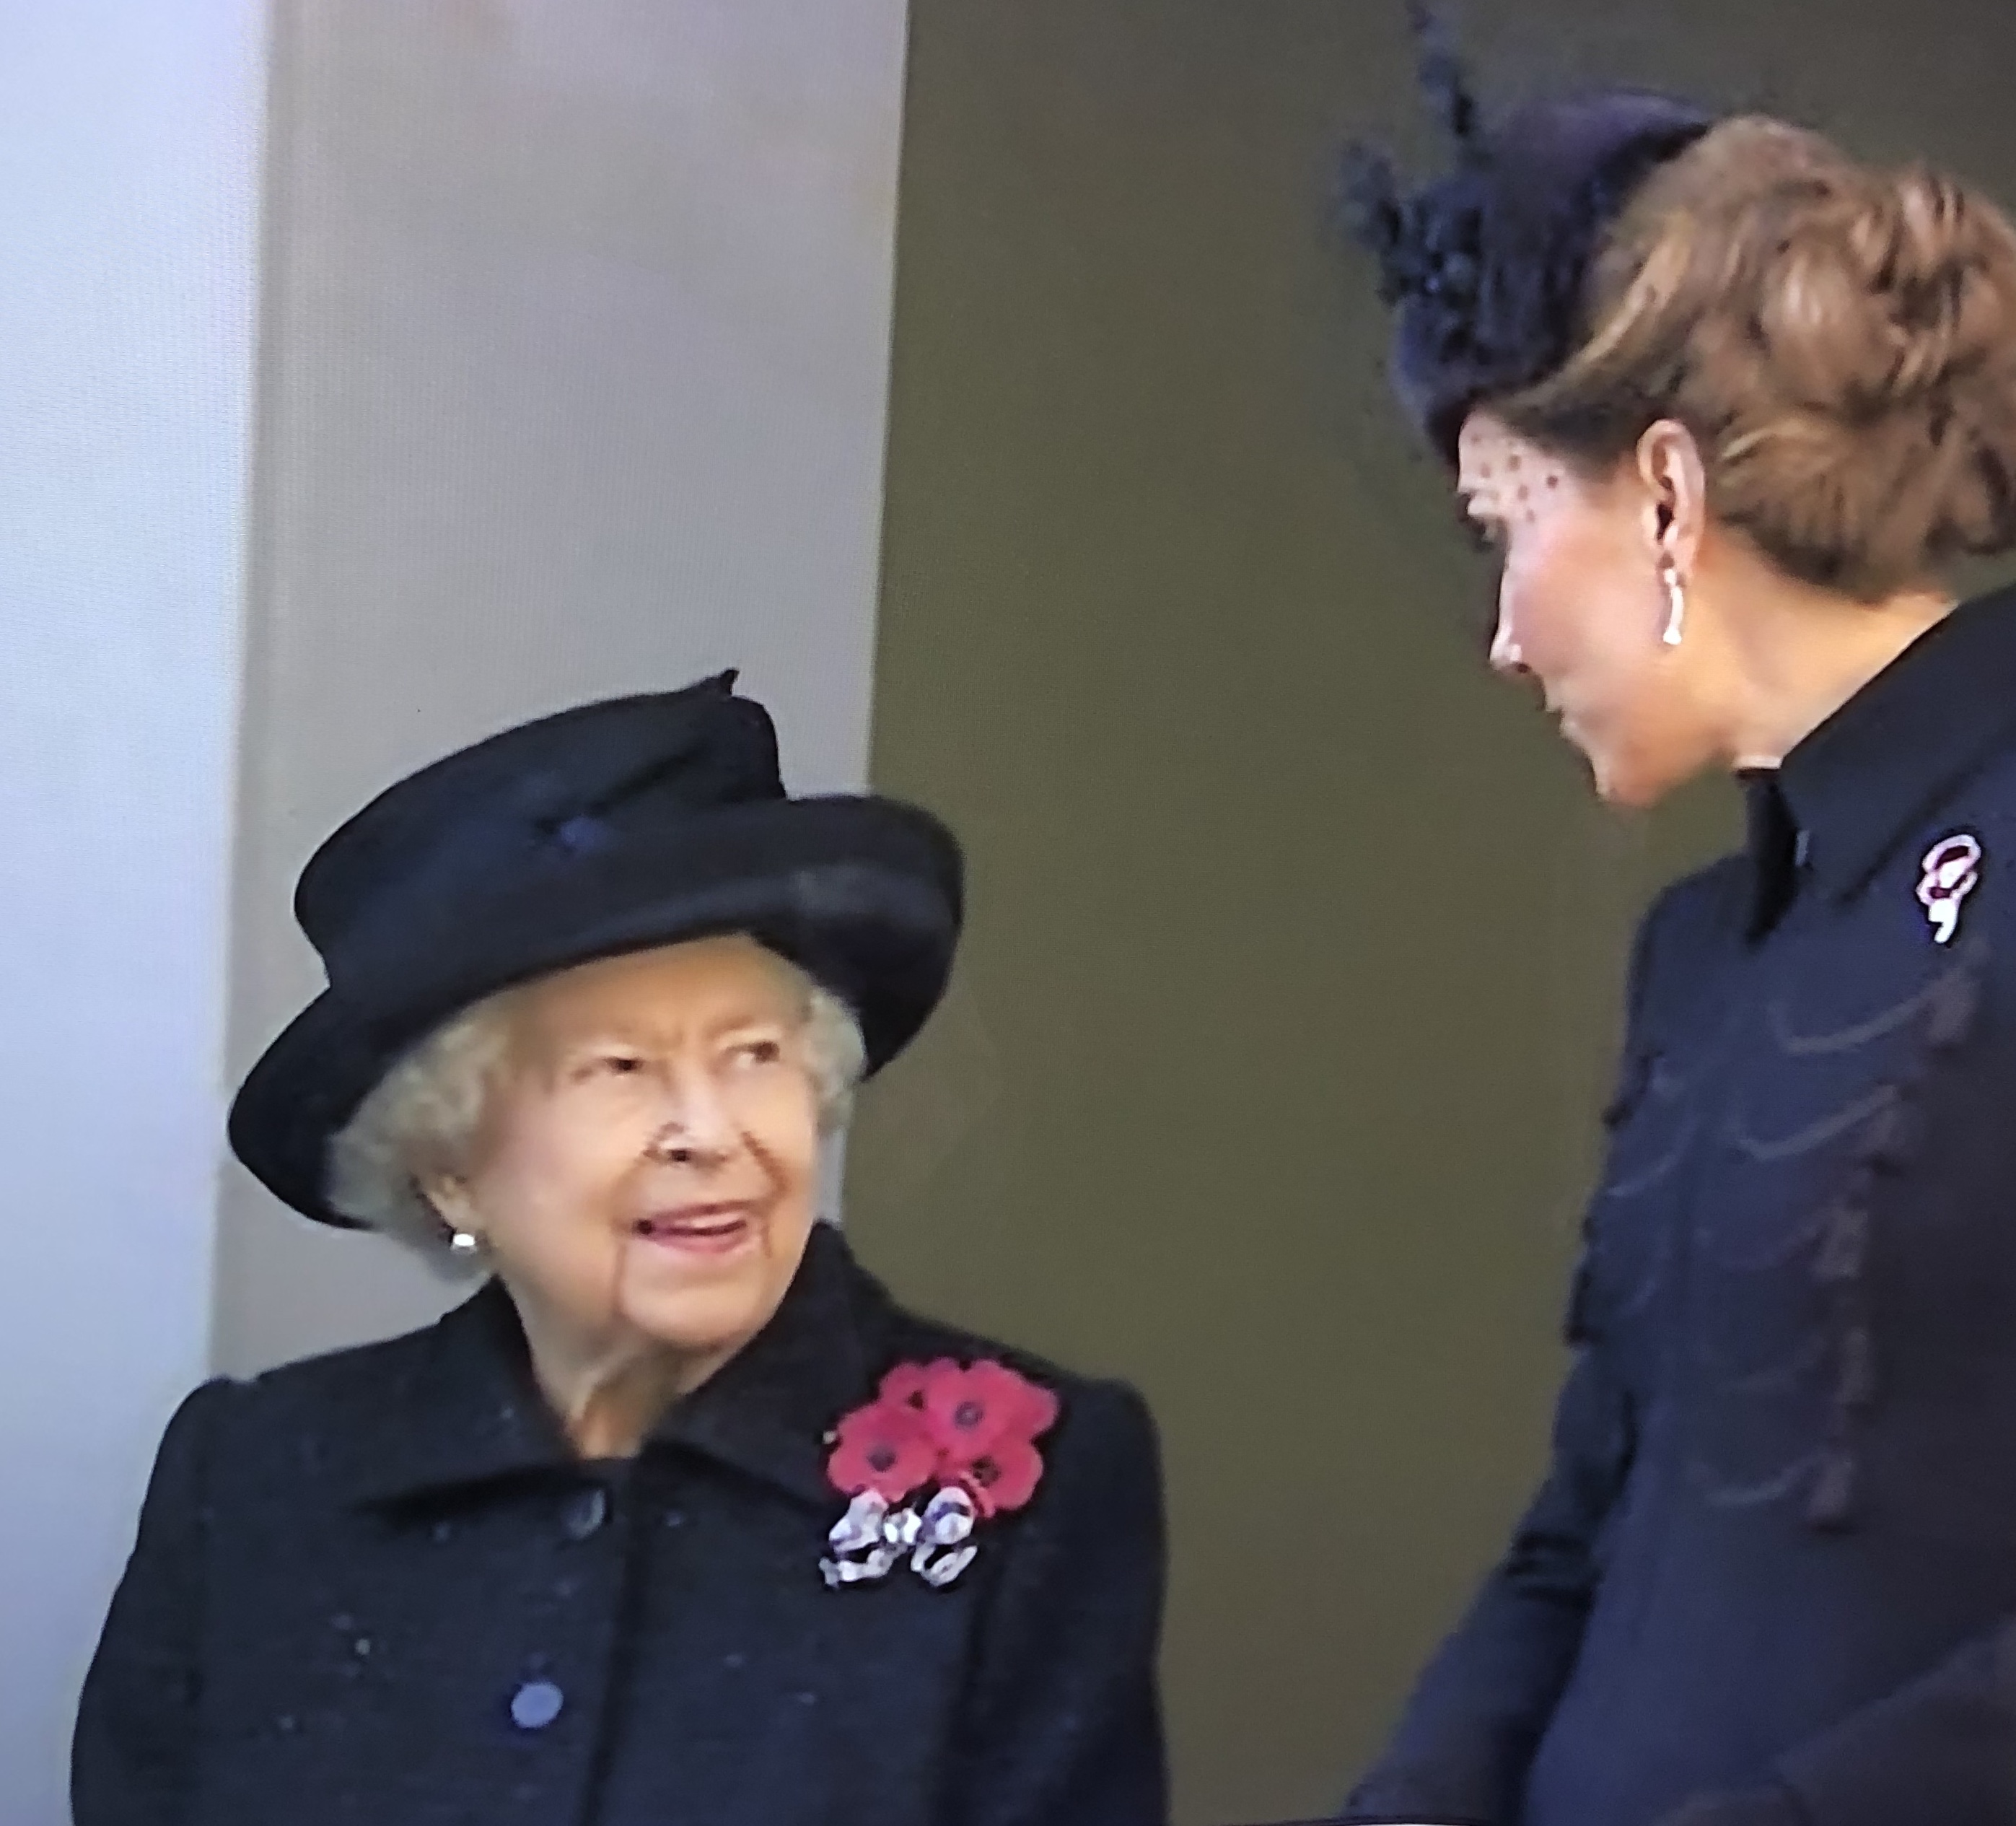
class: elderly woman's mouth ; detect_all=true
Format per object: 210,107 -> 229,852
631,1204 -> 758,1255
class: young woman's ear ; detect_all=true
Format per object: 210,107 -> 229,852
1636,419 -> 1707,572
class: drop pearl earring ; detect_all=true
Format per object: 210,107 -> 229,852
1660,559 -> 1686,649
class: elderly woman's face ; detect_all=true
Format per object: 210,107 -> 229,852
1458,411 -> 1715,808
444,935 -> 823,1381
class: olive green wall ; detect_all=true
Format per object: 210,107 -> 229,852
849,3 -> 2016,1822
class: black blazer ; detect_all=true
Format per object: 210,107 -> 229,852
73,1224 -> 1168,1825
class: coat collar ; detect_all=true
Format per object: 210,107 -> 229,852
1766,585 -> 2016,909
343,1223 -> 882,1513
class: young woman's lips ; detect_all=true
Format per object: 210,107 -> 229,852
631,1202 -> 756,1257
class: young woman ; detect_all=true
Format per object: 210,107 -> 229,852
1338,35 -> 2016,1826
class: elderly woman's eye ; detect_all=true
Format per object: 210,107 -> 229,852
730,1038 -> 786,1067
587,1052 -> 647,1077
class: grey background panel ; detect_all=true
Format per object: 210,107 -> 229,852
213,0 -> 911,1376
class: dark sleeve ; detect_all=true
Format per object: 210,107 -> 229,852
1338,886 -> 1695,1826
72,1378 -> 233,1826
949,1379 -> 1170,1826
1652,1624 -> 2016,1826
1336,1338 -> 1636,1825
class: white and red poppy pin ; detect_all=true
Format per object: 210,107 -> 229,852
1917,832 -> 1984,945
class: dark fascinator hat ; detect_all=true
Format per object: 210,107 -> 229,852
229,672 -> 963,1227
1341,5 -> 1717,463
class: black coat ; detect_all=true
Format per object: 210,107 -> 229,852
1346,589 -> 2016,1826
73,1224 -> 1167,1826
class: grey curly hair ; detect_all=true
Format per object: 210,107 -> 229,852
325,951 -> 867,1273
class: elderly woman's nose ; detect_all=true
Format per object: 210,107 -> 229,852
649,1062 -> 739,1148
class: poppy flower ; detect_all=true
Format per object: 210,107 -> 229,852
955,1433 -> 1046,1516
826,1398 -> 937,1503
919,1359 -> 1059,1464
877,1360 -> 942,1415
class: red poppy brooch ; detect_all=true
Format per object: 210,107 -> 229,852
820,1358 -> 1060,1590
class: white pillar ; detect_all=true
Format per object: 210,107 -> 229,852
0,2 -> 265,1816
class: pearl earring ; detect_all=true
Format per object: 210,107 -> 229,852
1660,557 -> 1686,649
448,1230 -> 481,1257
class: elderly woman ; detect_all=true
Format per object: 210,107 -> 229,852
1332,22 -> 2016,1826
72,673 -> 1167,1825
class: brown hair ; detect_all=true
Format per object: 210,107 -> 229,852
1496,116 -> 2016,599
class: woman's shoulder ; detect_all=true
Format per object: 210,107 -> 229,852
1616,852 -> 1752,1031
862,1283 -> 1160,1472
178,1294 -> 483,1454
1639,852 -> 1750,954
119,1316 -> 451,1526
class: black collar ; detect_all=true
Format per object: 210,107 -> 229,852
1766,585 -> 2016,907
1740,766 -> 1802,940
343,1223 -> 882,1512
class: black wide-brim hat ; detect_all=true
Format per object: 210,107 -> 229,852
229,672 -> 963,1227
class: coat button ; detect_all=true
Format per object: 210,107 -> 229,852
509,1679 -> 565,1731
562,1486 -> 608,1540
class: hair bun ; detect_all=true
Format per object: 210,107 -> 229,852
1755,152 -> 2016,581
1505,116 -> 2016,596
1764,165 -> 2015,413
